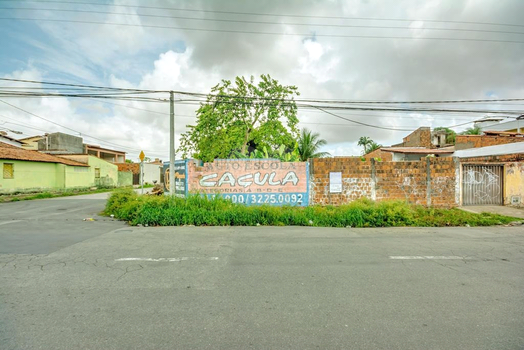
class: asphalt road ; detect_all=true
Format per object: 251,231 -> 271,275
1,195 -> 523,349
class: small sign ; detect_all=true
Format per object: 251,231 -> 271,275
329,172 -> 342,193
139,151 -> 145,162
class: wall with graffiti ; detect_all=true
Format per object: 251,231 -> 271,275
310,157 -> 458,207
186,159 -> 309,206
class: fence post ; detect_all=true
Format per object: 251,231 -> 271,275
371,158 -> 377,201
426,157 -> 431,206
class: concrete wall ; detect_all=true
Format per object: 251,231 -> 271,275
0,160 -> 61,193
88,156 -> 118,187
504,163 -> 524,206
37,133 -> 84,153
64,164 -> 93,189
60,155 -> 118,188
118,171 -> 133,187
310,157 -> 458,207
143,163 -> 161,184
186,159 -> 309,206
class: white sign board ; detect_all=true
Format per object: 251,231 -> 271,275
329,172 -> 342,193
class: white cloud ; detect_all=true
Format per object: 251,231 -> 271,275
3,0 -> 524,161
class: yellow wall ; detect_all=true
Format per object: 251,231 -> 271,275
505,162 -> 524,206
0,160 -> 61,193
64,164 -> 94,188
59,155 -> 118,188
88,156 -> 118,187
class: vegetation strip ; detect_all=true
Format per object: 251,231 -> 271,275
103,189 -> 519,227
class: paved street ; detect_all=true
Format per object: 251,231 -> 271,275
1,195 -> 523,349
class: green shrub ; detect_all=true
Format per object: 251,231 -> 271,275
103,191 -> 519,228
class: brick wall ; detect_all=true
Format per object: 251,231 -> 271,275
115,163 -> 140,174
455,135 -> 524,150
363,149 -> 393,161
310,157 -> 458,207
459,153 -> 524,163
401,127 -> 432,148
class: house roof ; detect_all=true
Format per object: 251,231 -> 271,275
454,142 -> 524,158
482,130 -> 524,137
0,142 -> 88,167
381,146 -> 455,154
18,135 -> 44,142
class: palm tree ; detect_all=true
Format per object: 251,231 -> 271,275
461,126 -> 482,135
297,128 -> 330,161
358,136 -> 382,155
367,141 -> 381,154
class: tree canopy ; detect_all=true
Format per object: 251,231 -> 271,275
357,136 -> 381,155
297,128 -> 330,161
178,75 -> 300,162
461,126 -> 482,135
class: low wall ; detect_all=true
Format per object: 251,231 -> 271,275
186,159 -> 309,206
118,171 -> 133,187
310,157 -> 458,207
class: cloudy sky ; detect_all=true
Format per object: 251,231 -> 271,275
1,0 -> 523,161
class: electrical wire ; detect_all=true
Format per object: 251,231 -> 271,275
0,99 -> 163,154
3,6 -> 524,37
3,78 -> 524,106
2,17 -> 524,44
3,0 -> 523,30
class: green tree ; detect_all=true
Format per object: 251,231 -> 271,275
367,141 -> 381,154
358,136 -> 382,155
433,127 -> 456,144
178,75 -> 300,162
296,128 -> 330,161
461,126 -> 482,135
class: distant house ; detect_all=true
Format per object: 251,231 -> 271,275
18,132 -> 126,163
377,127 -> 455,161
380,146 -> 455,161
0,132 -> 22,148
116,161 -> 162,185
85,144 -> 126,163
474,115 -> 524,134
0,142 -> 90,194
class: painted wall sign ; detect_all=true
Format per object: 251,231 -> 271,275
163,160 -> 189,197
187,159 -> 309,206
329,172 -> 342,193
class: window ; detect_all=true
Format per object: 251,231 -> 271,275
3,163 -> 14,179
94,167 -> 101,179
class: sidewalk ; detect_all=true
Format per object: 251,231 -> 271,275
459,205 -> 524,219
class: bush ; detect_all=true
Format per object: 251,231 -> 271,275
103,191 -> 518,228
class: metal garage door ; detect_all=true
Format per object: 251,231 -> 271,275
462,165 -> 503,205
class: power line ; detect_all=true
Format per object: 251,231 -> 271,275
3,17 -> 524,44
3,0 -> 523,29
3,6 -> 524,37
174,98 -> 524,115
0,77 -> 166,93
4,77 -> 524,106
0,99 -> 162,153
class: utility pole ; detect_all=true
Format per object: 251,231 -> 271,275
169,91 -> 175,196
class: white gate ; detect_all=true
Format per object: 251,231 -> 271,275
462,165 -> 503,205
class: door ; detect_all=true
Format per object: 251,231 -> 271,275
462,165 -> 503,205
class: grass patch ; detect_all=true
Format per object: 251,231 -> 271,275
103,189 -> 519,227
